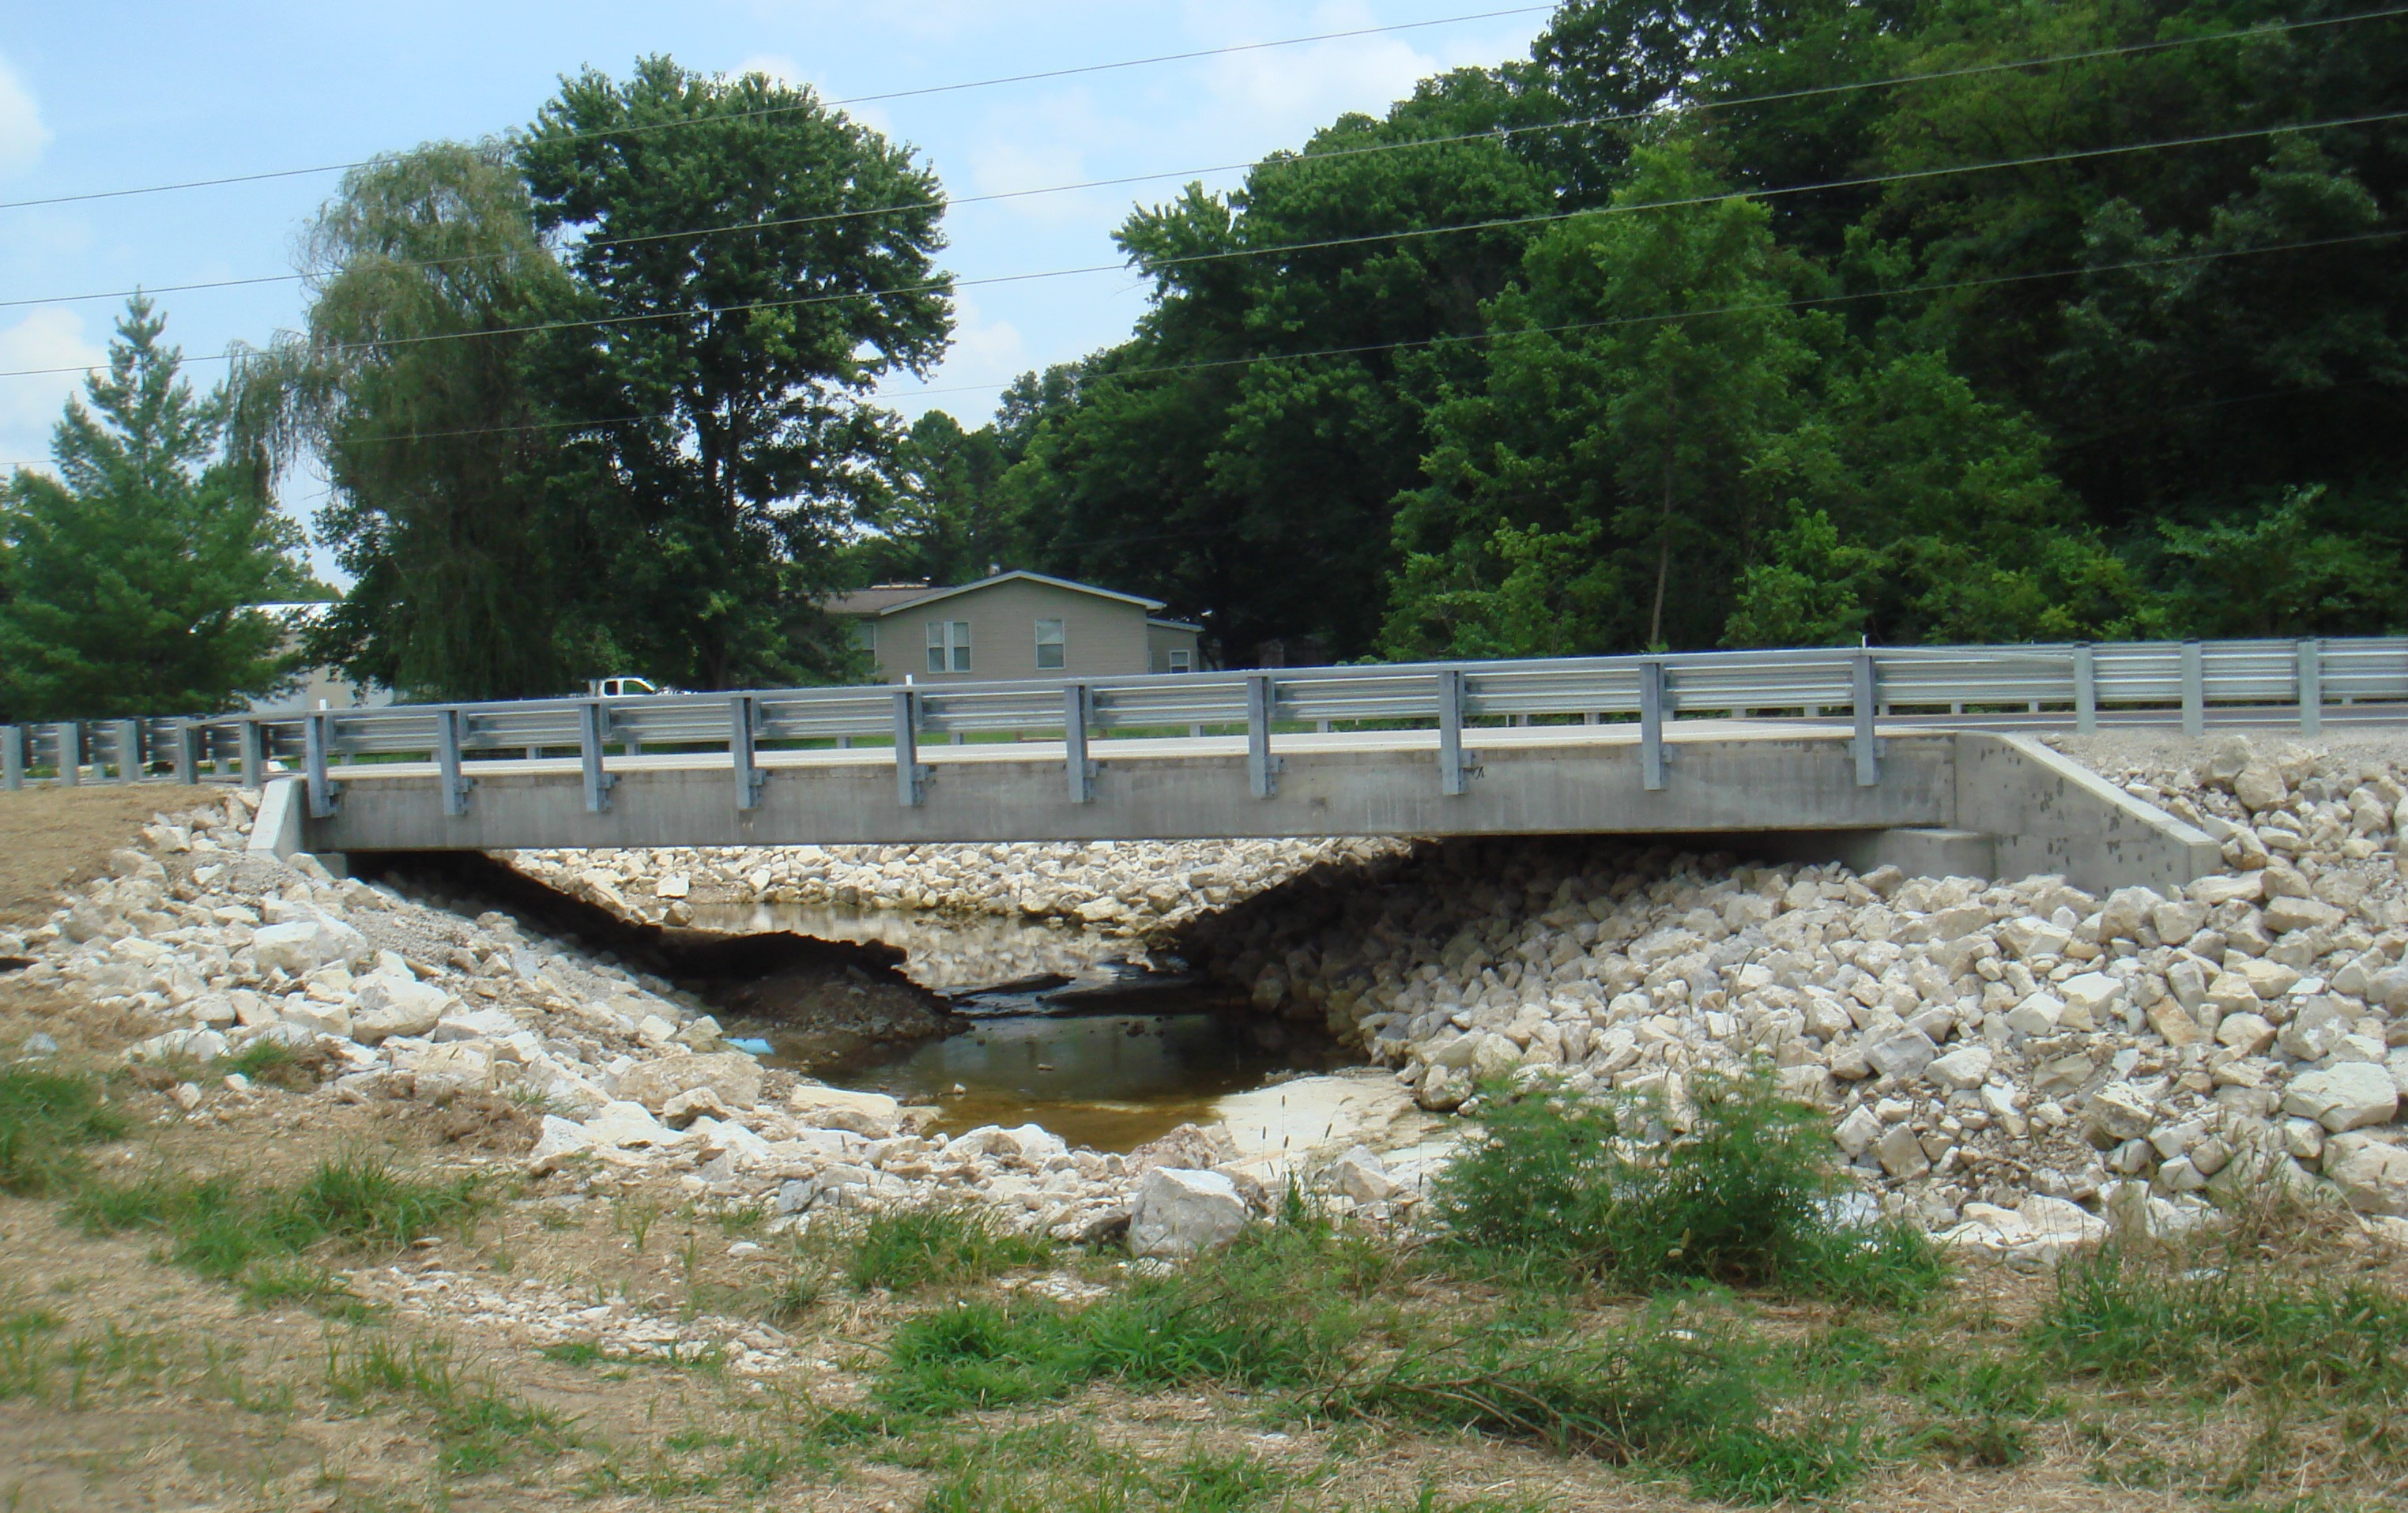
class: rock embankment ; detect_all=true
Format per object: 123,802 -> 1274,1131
513,837 -> 1404,938
2,794 -> 1378,1258
1178,735 -> 2408,1246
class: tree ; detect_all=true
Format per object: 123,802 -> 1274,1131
519,58 -> 953,689
248,142 -> 612,702
1004,71 -> 1554,661
841,409 -> 1015,587
0,298 -> 309,721
1385,143 -> 1816,657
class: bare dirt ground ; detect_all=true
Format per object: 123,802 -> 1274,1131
3,784 -> 2402,1511
0,784 -> 212,928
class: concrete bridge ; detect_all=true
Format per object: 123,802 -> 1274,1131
243,721 -> 2218,896
15,638 -> 2397,893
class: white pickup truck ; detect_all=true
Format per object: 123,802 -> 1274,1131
586,676 -> 672,698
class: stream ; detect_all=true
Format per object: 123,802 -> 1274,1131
687,901 -> 1352,1150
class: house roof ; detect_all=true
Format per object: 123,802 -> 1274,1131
823,585 -> 943,616
827,570 -> 1168,617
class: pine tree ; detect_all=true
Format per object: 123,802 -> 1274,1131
0,296 -> 311,721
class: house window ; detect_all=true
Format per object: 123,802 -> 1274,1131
926,619 -> 971,673
1034,618 -> 1066,670
851,620 -> 877,653
1167,649 -> 1193,673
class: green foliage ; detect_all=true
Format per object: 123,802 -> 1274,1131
519,56 -> 952,690
0,1068 -> 126,1195
2153,486 -> 2406,637
1433,1063 -> 1939,1303
246,142 -> 611,702
1,298 -> 311,722
69,1155 -> 483,1297
840,1203 -> 1054,1293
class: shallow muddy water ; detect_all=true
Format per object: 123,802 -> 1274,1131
699,902 -> 1353,1151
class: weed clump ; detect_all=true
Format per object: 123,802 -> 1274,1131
69,1154 -> 484,1306
325,1334 -> 574,1473
0,1068 -> 126,1195
1340,1300 -> 1865,1504
842,1203 -> 1054,1293
1432,1063 -> 1939,1303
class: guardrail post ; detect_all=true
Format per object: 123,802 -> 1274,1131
303,713 -> 341,819
1245,675 -> 1281,798
170,721 -> 198,786
51,723 -> 78,787
1,725 -> 22,791
1639,659 -> 1668,792
1437,668 -> 1480,796
578,701 -> 616,814
1064,686 -> 1097,804
435,709 -> 472,818
111,719 -> 141,782
731,696 -> 767,811
892,691 -> 929,807
238,721 -> 267,788
1852,652 -> 1879,787
2180,640 -> 2205,737
2073,644 -> 2097,735
2297,639 -> 2322,736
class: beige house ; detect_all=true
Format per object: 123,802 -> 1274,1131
826,571 -> 1204,683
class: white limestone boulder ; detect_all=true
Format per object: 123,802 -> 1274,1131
1129,1167 -> 1249,1259
2282,1063 -> 2399,1133
615,1051 -> 764,1112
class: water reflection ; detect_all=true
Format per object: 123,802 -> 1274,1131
699,901 -> 1354,1152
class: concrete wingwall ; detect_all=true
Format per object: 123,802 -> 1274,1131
1949,731 -> 2221,895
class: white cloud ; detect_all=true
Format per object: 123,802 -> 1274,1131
0,308 -> 103,475
729,51 -> 895,137
0,53 -> 50,178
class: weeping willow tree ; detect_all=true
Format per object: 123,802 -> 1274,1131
240,141 -> 618,701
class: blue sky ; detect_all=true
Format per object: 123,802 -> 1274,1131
0,0 -> 1554,558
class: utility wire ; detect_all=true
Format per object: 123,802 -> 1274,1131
10,224 -> 2391,471
4,106 -> 2402,382
9,3 -> 2400,313
0,6 -> 1556,213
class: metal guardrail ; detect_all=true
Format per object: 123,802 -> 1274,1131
4,638 -> 2403,822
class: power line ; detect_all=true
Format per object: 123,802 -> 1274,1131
11,4 -> 2400,314
0,6 -> 1556,213
12,224 -> 2391,471
4,106 -> 2402,382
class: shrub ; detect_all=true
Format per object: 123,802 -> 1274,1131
0,1069 -> 126,1195
1433,1063 -> 1939,1301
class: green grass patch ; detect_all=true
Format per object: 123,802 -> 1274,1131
67,1154 -> 484,1304
325,1334 -> 575,1475
842,1203 -> 1057,1293
1337,1300 -> 1865,1504
1433,1062 -> 1940,1304
0,1068 -> 126,1195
